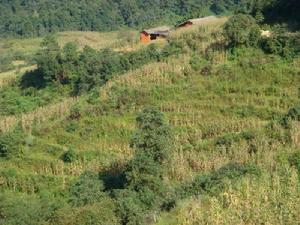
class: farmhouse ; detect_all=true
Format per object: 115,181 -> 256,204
140,26 -> 172,44
177,16 -> 218,28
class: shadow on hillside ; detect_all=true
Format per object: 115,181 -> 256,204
20,69 -> 46,89
99,161 -> 127,191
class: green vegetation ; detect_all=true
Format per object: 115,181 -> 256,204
223,14 -> 261,47
261,26 -> 300,58
0,128 -> 24,158
1,3 -> 300,225
33,36 -> 167,93
0,0 -> 269,38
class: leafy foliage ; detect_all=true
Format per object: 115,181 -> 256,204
0,0 -> 256,38
53,202 -> 119,225
0,128 -> 24,158
61,149 -> 78,163
262,27 -> 300,58
0,53 -> 14,72
130,107 -> 172,164
288,151 -> 300,172
1,6 -> 300,225
115,107 -> 174,224
280,104 -> 300,128
29,36 -> 180,94
69,171 -> 107,207
178,163 -> 261,198
0,192 -> 66,225
223,14 -> 261,47
262,0 -> 300,29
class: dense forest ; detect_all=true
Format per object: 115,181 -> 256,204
0,0 -> 273,37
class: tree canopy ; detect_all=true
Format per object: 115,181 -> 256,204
0,0 -> 267,38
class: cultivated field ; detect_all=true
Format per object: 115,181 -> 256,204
1,17 -> 300,225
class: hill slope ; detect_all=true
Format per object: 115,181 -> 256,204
0,17 -> 300,225
0,0 -> 256,37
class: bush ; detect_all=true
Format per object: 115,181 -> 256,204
262,28 -> 300,58
115,189 -> 145,225
288,152 -> 300,172
52,200 -> 119,225
210,3 -> 226,15
115,107 -> 174,224
223,14 -> 261,47
0,53 -> 14,72
69,171 -> 107,207
69,104 -> 82,120
61,149 -> 77,163
0,192 -> 66,225
286,105 -> 300,121
281,105 -> 300,128
65,121 -> 79,133
178,163 -> 261,198
130,107 -> 172,163
189,55 -> 209,72
0,129 -> 24,158
215,133 -> 240,149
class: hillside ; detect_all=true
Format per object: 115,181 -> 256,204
1,0 -> 299,38
0,14 -> 300,225
0,0 -> 261,38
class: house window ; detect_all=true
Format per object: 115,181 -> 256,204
150,34 -> 158,40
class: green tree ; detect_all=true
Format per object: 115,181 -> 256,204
36,35 -> 62,83
52,201 -> 119,225
0,128 -> 24,159
61,42 -> 79,83
0,191 -> 65,225
69,171 -> 107,207
262,27 -> 300,58
61,149 -> 78,163
117,107 -> 173,224
130,107 -> 172,164
119,0 -> 139,27
223,14 -> 261,47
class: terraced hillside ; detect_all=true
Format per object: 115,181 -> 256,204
0,17 -> 300,225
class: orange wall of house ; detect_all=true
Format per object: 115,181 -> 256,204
178,22 -> 193,29
140,32 -> 151,44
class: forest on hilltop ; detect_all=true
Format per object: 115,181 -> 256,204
1,0 -> 298,38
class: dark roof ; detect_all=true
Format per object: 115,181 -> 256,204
142,26 -> 172,35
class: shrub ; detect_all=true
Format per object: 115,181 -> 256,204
69,171 -> 107,207
126,107 -> 173,198
0,53 -> 14,72
262,28 -> 300,58
126,153 -> 166,208
65,121 -> 79,133
0,129 -> 24,158
69,104 -> 82,120
265,120 -> 290,143
52,199 -> 119,225
115,107 -> 174,224
0,192 -> 66,225
35,35 -> 62,83
210,3 -> 226,15
223,14 -> 261,47
189,55 -> 208,72
215,133 -> 241,150
61,149 -> 77,163
178,163 -> 261,198
115,189 -> 145,225
286,105 -> 300,121
288,152 -> 300,172
281,105 -> 300,128
130,107 -> 173,164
